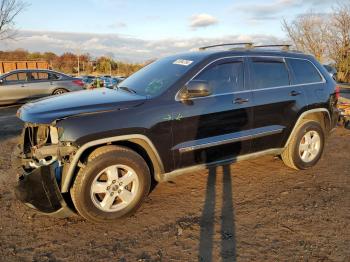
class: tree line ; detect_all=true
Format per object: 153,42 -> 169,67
0,49 -> 145,76
283,2 -> 350,83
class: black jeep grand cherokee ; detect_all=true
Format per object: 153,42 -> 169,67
14,44 -> 339,223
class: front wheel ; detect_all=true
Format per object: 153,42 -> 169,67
281,120 -> 325,170
70,146 -> 151,223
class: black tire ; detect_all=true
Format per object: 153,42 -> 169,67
53,88 -> 68,95
281,120 -> 325,170
345,120 -> 350,129
70,146 -> 151,223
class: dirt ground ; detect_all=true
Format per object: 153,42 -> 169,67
0,105 -> 349,262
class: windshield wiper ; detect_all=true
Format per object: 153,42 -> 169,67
118,86 -> 137,94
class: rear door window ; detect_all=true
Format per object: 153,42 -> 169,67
27,72 -> 38,81
37,72 -> 49,80
193,60 -> 244,95
287,58 -> 323,85
250,57 -> 290,89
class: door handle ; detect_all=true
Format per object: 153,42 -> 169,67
234,98 -> 249,104
290,90 -> 301,96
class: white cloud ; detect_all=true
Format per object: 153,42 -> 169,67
234,0 -> 332,21
0,30 -> 283,62
189,13 -> 218,29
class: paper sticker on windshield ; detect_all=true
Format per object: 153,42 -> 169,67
173,59 -> 193,66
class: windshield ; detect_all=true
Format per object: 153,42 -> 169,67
118,55 -> 200,97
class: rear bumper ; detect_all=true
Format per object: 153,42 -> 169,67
15,163 -> 75,218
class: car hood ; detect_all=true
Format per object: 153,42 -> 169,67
18,88 -> 147,124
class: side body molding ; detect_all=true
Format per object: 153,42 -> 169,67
61,134 -> 164,192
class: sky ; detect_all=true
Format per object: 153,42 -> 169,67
0,0 -> 343,62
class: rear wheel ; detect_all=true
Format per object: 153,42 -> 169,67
70,146 -> 151,223
53,88 -> 68,95
281,120 -> 325,170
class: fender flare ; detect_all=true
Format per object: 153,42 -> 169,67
61,134 -> 164,192
284,108 -> 331,148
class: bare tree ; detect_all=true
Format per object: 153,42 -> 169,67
0,0 -> 27,40
282,2 -> 350,82
282,12 -> 330,62
328,2 -> 350,82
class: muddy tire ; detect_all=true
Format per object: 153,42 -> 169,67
70,146 -> 151,223
281,120 -> 325,170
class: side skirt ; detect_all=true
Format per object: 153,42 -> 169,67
157,148 -> 283,182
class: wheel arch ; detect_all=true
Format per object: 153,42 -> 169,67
284,108 -> 331,148
53,88 -> 69,95
61,135 -> 164,192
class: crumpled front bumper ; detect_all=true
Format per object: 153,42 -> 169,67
15,163 -> 75,218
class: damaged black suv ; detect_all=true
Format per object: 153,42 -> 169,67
14,43 -> 339,223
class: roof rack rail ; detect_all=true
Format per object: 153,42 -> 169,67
253,44 -> 291,51
199,42 -> 253,51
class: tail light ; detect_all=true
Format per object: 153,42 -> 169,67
335,85 -> 340,100
72,79 -> 84,87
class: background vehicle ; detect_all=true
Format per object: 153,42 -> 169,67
323,64 -> 337,81
82,75 -> 95,84
0,69 -> 85,105
14,44 -> 339,223
87,76 -> 125,89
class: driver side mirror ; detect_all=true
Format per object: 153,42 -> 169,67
180,80 -> 212,100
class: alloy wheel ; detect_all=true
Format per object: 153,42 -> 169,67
298,131 -> 321,163
90,164 -> 140,212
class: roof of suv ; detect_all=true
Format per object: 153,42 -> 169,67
182,49 -> 314,61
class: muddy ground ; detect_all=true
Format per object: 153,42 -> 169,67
0,105 -> 349,262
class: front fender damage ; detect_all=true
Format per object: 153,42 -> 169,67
13,123 -> 77,217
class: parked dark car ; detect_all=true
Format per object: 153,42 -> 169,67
81,75 -> 95,84
0,69 -> 85,105
14,44 -> 339,223
103,77 -> 125,89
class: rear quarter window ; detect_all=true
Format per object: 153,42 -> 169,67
287,58 -> 323,85
49,73 -> 60,80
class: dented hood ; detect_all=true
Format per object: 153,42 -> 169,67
17,88 -> 147,124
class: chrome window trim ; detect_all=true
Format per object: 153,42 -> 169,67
175,55 -> 326,101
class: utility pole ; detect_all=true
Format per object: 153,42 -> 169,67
77,47 -> 81,76
77,54 -> 80,76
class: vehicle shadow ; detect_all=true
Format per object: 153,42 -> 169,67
198,165 -> 236,261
